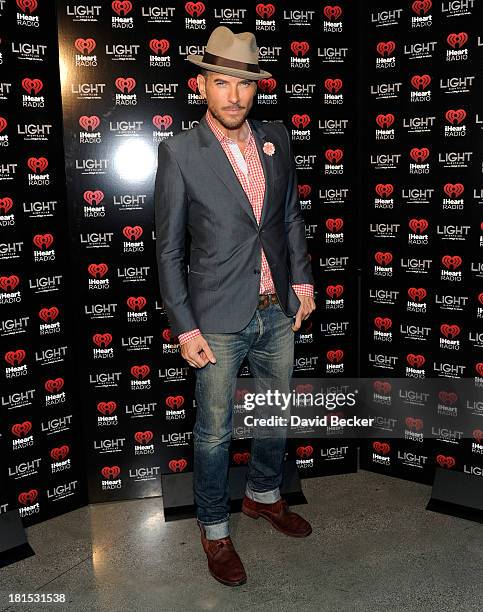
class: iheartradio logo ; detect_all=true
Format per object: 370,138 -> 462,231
405,417 -> 423,431
50,445 -> 70,461
22,78 -> 43,95
443,183 -> 464,198
441,255 -> 462,270
93,333 -> 112,348
326,218 -> 343,232
0,274 -> 20,292
233,452 -> 250,465
373,380 -> 391,394
375,184 -> 394,198
74,38 -> 96,55
0,117 -> 7,134
408,287 -> 427,302
325,149 -> 343,164
131,365 -> 150,379
323,5 -> 342,20
11,420 -> 32,437
440,324 -> 460,339
473,429 -> 483,444
256,3 -> 276,19
408,219 -> 429,234
33,233 -> 53,249
28,157 -> 48,173
409,147 -> 430,163
88,263 -> 109,278
438,391 -> 457,405
411,0 -> 432,15
149,39 -> 170,55
291,41 -> 310,56
39,307 -> 59,323
185,1 -> 205,17
16,0 -> 38,14
406,354 -> 425,368
296,445 -> 314,459
123,225 -> 143,241
326,284 -> 344,299
153,115 -> 173,130
436,454 -> 455,469
115,77 -> 136,93
258,78 -> 277,93
375,251 -> 392,266
291,114 -> 310,129
166,395 -> 185,409
168,459 -> 188,472
447,32 -> 468,49
374,317 -> 392,331
373,441 -> 390,455
101,466 -> 121,480
445,109 -> 466,125
18,489 -> 38,506
324,78 -> 343,94
44,377 -> 64,393
327,349 -> 344,363
0,197 -> 14,214
79,116 -> 100,131
97,401 -> 117,415
127,296 -> 146,311
376,41 -> 396,57
376,114 -> 395,128
187,77 -> 199,93
134,431 -> 153,445
83,190 -> 104,205
410,74 -> 431,90
298,184 -> 311,198
112,1 -> 132,17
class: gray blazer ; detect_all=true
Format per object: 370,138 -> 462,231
154,113 -> 314,337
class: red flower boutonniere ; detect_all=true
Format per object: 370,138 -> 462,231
263,141 -> 275,156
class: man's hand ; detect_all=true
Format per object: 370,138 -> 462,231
292,295 -> 316,332
180,334 -> 217,368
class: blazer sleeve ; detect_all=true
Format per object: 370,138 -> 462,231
154,141 -> 199,337
281,124 -> 315,286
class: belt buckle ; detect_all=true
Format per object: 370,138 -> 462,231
258,294 -> 276,310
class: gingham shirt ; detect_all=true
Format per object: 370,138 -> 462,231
178,109 -> 313,345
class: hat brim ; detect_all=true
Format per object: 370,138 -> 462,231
187,55 -> 272,80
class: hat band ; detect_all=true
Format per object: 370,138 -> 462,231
201,51 -> 260,74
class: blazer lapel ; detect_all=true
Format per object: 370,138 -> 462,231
198,114 -> 274,229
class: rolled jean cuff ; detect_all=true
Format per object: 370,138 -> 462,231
245,482 -> 281,504
198,518 -> 229,540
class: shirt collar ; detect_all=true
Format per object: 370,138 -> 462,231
205,108 -> 253,146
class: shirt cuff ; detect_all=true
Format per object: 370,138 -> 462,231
292,284 -> 314,298
177,328 -> 201,345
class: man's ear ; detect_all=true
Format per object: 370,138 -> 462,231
197,74 -> 206,98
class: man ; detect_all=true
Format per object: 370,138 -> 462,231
154,26 -> 316,587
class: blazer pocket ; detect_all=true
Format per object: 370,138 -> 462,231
188,269 -> 220,291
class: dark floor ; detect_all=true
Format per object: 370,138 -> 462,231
0,470 -> 481,612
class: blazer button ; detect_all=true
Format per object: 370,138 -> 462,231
253,268 -> 260,274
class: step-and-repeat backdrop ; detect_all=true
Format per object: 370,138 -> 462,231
0,0 -> 87,526
360,0 -> 483,484
56,0 -> 360,506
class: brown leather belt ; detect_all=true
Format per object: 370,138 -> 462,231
257,293 -> 278,310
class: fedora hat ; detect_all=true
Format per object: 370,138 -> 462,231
187,25 -> 272,81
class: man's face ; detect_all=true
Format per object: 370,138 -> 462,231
197,71 -> 257,131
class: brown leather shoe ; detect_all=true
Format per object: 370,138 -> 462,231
241,496 -> 312,538
198,521 -> 247,587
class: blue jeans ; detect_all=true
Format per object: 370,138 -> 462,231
193,300 -> 295,539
